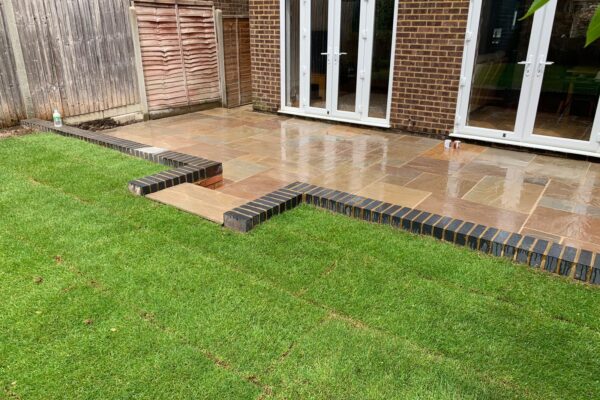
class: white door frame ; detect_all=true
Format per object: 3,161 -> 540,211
329,0 -> 365,120
300,0 -> 332,117
521,0 -> 600,153
279,0 -> 399,128
454,0 -> 600,156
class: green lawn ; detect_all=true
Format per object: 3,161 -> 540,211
1,133 -> 599,400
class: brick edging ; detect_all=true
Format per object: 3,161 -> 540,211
22,119 -> 223,196
223,182 -> 600,286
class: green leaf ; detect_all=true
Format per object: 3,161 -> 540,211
519,0 -> 551,20
585,5 -> 600,47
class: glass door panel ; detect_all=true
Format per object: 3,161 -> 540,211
367,0 -> 394,119
309,0 -> 329,109
532,0 -> 600,141
293,0 -> 393,124
335,0 -> 361,113
285,0 -> 301,107
467,0 -> 534,132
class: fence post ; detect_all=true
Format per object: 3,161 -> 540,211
3,0 -> 34,118
128,4 -> 149,120
215,9 -> 227,107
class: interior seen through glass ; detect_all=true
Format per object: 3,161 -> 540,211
336,0 -> 361,112
310,0 -> 329,108
533,0 -> 600,141
368,0 -> 394,119
285,0 -> 300,107
285,0 -> 395,121
467,0 -> 533,132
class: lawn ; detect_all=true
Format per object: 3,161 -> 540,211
1,133 -> 599,400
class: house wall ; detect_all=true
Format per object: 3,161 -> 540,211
214,0 -> 249,16
249,0 -> 470,136
249,0 -> 281,112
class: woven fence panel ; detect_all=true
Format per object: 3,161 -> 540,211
136,3 -> 219,111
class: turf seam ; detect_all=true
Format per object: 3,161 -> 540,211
3,135 -> 598,398
4,171 -> 599,339
249,210 -> 600,335
4,169 -> 600,347
1,227 -> 263,394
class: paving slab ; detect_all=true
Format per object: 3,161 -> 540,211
147,183 -> 247,224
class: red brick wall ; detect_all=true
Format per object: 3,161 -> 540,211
249,0 -> 470,136
249,0 -> 280,111
391,0 -> 469,135
214,0 -> 249,17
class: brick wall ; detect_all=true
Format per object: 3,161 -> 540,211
249,0 -> 280,111
248,0 -> 470,136
391,0 -> 469,135
214,0 -> 248,17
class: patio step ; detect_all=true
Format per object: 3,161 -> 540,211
146,183 -> 247,224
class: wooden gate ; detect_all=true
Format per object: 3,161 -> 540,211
222,17 -> 251,108
134,1 -> 220,112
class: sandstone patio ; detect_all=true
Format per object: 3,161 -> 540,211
107,106 -> 600,253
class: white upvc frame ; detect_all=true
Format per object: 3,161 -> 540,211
521,0 -> 600,153
328,0 -> 367,120
279,0 -> 399,128
454,0 -> 600,156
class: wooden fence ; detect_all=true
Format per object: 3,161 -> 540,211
0,3 -> 25,127
133,1 -> 220,112
0,0 -> 249,128
0,0 -> 141,127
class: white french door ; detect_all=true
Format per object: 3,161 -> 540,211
281,0 -> 397,127
302,0 -> 368,120
456,0 -> 600,155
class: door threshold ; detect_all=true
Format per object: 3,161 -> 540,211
451,132 -> 600,159
278,109 -> 391,129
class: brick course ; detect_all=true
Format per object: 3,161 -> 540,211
391,0 -> 469,135
249,0 -> 470,136
224,181 -> 600,286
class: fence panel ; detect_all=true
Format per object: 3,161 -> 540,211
135,2 -> 220,112
0,3 -> 25,127
12,0 -> 140,120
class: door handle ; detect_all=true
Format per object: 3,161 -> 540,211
321,52 -> 331,65
338,52 -> 347,56
537,58 -> 554,76
518,56 -> 533,77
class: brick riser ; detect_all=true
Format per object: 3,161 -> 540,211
21,119 -> 222,196
224,182 -> 600,286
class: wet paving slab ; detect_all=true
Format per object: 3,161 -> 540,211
106,105 -> 600,250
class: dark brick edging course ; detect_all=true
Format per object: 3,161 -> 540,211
19,119 -> 599,286
224,182 -> 600,286
223,186 -> 304,233
22,119 -> 222,196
